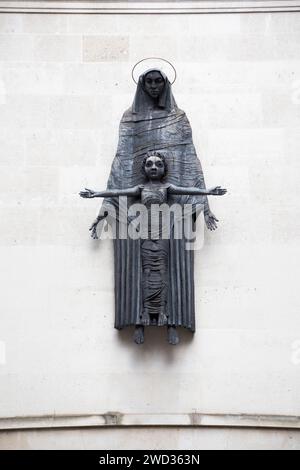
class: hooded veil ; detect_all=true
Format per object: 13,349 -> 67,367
101,69 -> 209,332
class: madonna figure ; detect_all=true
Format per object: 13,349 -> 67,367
82,62 -> 226,345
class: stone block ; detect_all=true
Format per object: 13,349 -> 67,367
0,129 -> 25,165
0,95 -> 48,129
0,63 -> 64,96
0,13 -> 23,33
47,95 -> 112,130
0,34 -> 33,61
22,13 -> 68,34
25,129 -> 98,167
83,35 -> 129,62
34,35 -> 81,62
129,34 -> 179,63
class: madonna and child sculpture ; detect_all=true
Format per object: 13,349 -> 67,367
80,60 -> 227,345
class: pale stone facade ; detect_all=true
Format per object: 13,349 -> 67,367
0,1 -> 300,450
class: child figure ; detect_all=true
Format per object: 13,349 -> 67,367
80,151 -> 226,345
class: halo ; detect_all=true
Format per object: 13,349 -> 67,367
132,57 -> 177,85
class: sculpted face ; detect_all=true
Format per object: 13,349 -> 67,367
144,156 -> 165,181
144,71 -> 165,99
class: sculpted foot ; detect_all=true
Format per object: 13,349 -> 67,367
134,326 -> 145,344
141,312 -> 150,326
168,326 -> 179,345
158,313 -> 168,326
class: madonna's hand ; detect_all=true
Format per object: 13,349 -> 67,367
89,215 -> 107,239
204,209 -> 219,231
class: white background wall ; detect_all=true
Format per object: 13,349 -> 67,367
0,7 -> 300,448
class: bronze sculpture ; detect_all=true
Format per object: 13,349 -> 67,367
80,64 -> 227,345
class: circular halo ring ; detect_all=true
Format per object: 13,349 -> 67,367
132,57 -> 177,85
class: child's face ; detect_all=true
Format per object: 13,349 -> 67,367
144,156 -> 165,181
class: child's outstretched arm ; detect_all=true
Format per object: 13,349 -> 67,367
168,185 -> 227,196
79,186 -> 141,199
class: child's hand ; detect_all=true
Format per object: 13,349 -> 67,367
79,188 -> 96,198
209,186 -> 227,196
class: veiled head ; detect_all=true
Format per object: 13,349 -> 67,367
132,68 -> 176,114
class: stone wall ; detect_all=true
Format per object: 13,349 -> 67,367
0,3 -> 300,449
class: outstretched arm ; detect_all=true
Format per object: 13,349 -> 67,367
79,186 -> 141,199
168,185 -> 227,196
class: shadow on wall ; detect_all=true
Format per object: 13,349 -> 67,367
117,326 -> 194,364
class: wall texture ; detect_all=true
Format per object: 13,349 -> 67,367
0,3 -> 300,449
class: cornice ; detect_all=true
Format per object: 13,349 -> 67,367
1,1 -> 300,14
